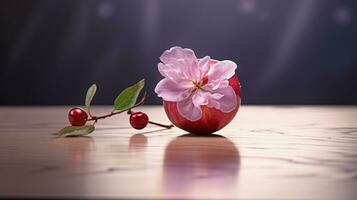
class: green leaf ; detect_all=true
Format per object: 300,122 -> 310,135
57,125 -> 95,137
114,79 -> 145,110
85,84 -> 97,115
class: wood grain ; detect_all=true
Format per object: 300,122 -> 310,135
0,106 -> 356,199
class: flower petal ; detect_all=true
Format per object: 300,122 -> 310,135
203,79 -> 229,90
160,46 -> 196,65
192,90 -> 208,107
197,91 -> 223,110
155,78 -> 192,102
177,95 -> 202,122
213,86 -> 237,112
202,82 -> 237,112
207,60 -> 237,81
158,63 -> 186,84
160,46 -> 201,81
198,56 -> 210,78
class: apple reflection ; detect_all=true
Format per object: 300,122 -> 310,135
163,134 -> 240,197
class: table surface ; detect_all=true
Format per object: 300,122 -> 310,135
0,106 -> 356,200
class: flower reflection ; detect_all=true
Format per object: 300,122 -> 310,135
163,134 -> 240,197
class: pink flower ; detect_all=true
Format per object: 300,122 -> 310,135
155,47 -> 238,121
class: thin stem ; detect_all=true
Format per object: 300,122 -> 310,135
148,121 -> 174,129
87,92 -> 174,129
88,92 -> 148,121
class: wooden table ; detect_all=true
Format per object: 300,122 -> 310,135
0,106 -> 356,200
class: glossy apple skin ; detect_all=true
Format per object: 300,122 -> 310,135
163,60 -> 241,135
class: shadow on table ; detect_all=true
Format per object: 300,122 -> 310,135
162,134 -> 240,196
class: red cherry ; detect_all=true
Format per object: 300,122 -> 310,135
130,112 -> 149,129
68,107 -> 88,126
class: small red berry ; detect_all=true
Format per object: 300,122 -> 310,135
130,112 -> 149,129
68,107 -> 88,126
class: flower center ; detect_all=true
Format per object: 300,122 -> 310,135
191,76 -> 208,91
192,80 -> 203,89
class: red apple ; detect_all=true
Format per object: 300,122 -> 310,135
163,59 -> 241,135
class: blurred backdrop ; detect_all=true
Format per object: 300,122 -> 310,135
0,0 -> 356,105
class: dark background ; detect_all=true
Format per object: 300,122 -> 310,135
0,0 -> 356,105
